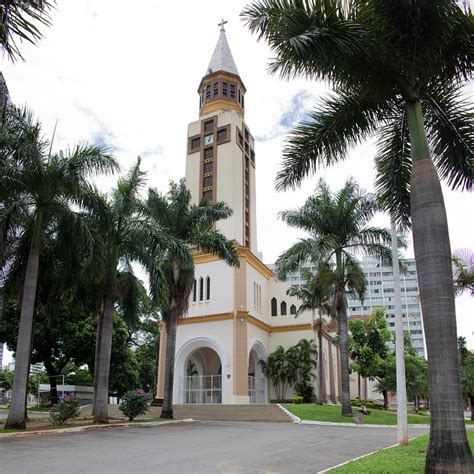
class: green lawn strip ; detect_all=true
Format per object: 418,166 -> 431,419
328,431 -> 474,473
283,404 -> 432,425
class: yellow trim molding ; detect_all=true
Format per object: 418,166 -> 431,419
178,312 -> 234,325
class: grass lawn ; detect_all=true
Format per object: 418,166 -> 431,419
329,431 -> 474,473
283,404 -> 433,425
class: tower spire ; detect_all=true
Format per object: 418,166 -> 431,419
206,21 -> 239,76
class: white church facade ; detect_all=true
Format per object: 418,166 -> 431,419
156,25 -> 343,405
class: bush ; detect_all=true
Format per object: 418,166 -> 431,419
351,399 -> 384,410
50,395 -> 80,425
119,390 -> 151,421
293,395 -> 304,404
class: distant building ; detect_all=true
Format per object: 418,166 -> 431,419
0,342 -> 4,368
274,256 -> 426,357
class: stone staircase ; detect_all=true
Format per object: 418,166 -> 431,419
172,404 -> 293,423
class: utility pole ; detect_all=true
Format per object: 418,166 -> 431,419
391,221 -> 408,445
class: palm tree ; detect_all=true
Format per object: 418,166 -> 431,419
286,266 -> 332,404
146,180 -> 239,419
89,158 -> 171,424
0,106 -> 118,429
0,0 -> 54,61
242,1 -> 473,469
452,249 -> 474,296
276,178 -> 395,416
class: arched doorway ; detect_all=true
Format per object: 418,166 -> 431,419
183,347 -> 222,404
248,341 -> 268,403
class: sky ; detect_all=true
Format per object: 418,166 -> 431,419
1,0 -> 472,362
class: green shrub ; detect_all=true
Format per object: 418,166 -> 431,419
351,399 -> 384,410
119,390 -> 151,420
293,395 -> 304,404
50,395 -> 80,425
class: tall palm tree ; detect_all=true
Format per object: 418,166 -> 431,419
276,178 -> 395,416
0,0 -> 54,61
242,1 -> 473,469
286,266 -> 332,404
146,180 -> 239,419
89,159 -> 171,424
0,106 -> 118,429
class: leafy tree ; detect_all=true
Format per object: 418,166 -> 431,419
0,0 -> 54,61
146,180 -> 239,419
276,178 -> 396,416
460,353 -> 474,422
287,266 -> 332,403
0,106 -> 117,429
259,345 -> 291,401
349,308 -> 392,409
286,339 -> 317,401
242,2 -> 473,469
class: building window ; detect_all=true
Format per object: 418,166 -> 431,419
280,301 -> 287,316
290,304 -> 296,315
204,120 -> 214,132
213,81 -> 219,97
191,137 -> 200,150
230,84 -> 235,98
203,161 -> 213,173
206,84 -> 211,98
271,298 -> 277,317
238,89 -> 241,103
206,276 -> 211,300
222,81 -> 227,96
217,127 -> 227,142
199,277 -> 204,301
204,147 -> 213,159
203,176 -> 212,188
242,94 -> 244,109
203,190 -> 212,201
192,279 -> 197,302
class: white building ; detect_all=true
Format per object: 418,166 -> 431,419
155,25 -> 342,405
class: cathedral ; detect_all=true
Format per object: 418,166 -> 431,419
155,25 -> 343,405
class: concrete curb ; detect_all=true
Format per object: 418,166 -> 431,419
277,404 -> 301,423
299,420 -> 430,428
0,418 -> 193,441
317,434 -> 425,473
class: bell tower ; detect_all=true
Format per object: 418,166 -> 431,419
185,21 -> 257,253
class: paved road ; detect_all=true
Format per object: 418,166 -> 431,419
0,421 -> 428,473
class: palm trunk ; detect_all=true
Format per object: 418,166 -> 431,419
337,287 -> 352,417
317,311 -> 326,404
382,389 -> 389,410
406,101 -> 473,472
93,286 -> 115,423
160,310 -> 178,419
92,300 -> 105,417
5,212 -> 43,430
470,395 -> 474,422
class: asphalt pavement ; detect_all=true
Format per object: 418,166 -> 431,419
0,420 -> 429,473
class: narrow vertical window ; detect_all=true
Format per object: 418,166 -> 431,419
199,277 -> 204,301
206,276 -> 211,300
223,81 -> 227,96
271,298 -> 277,317
192,279 -> 197,302
281,301 -> 287,316
290,304 -> 296,315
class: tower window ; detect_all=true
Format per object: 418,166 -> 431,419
238,130 -> 243,145
222,81 -> 227,96
203,190 -> 212,201
199,277 -> 204,301
271,298 -> 277,317
204,147 -> 213,159
192,280 -> 197,302
203,162 -> 213,173
191,137 -> 200,150
217,128 -> 227,142
203,176 -> 212,187
206,276 -> 211,300
290,304 -> 297,315
206,84 -> 211,98
213,81 -> 219,97
204,120 -> 214,132
238,89 -> 241,103
281,301 -> 287,316
242,94 -> 244,109
230,84 -> 235,99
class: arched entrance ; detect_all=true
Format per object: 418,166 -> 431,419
183,347 -> 222,404
248,341 -> 268,403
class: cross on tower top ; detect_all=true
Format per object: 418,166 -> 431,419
218,18 -> 228,31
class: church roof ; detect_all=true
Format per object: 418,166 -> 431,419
206,26 -> 240,77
